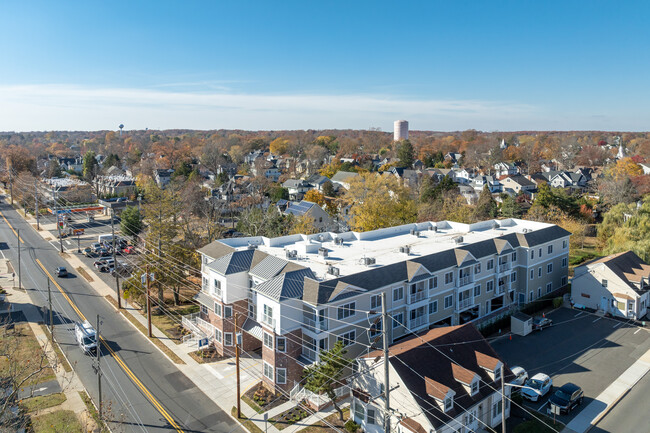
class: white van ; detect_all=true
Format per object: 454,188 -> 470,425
97,234 -> 116,244
74,320 -> 97,353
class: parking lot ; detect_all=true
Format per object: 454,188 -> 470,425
492,307 -> 650,425
40,210 -> 141,286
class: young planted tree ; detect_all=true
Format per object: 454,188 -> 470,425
302,340 -> 353,421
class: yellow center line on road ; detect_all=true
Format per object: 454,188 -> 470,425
35,259 -> 185,433
0,210 -> 25,243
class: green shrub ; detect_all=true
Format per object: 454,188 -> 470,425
553,297 -> 563,309
345,419 -> 360,433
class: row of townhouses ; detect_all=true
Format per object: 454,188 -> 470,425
185,218 -> 570,395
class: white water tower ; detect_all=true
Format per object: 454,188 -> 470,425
394,120 -> 409,141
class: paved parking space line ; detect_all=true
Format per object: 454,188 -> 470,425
574,312 -> 584,317
593,317 -> 602,323
537,401 -> 548,412
635,328 -> 642,334
613,322 -> 623,328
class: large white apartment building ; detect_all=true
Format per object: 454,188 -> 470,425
185,218 -> 570,394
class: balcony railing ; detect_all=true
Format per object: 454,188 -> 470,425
409,315 -> 427,329
456,297 -> 474,311
303,317 -> 328,333
496,284 -> 509,295
498,263 -> 511,272
408,290 -> 427,304
262,314 -> 276,328
302,346 -> 318,362
457,275 -> 472,287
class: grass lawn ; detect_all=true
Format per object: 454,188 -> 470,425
512,414 -> 564,433
31,410 -> 83,433
150,303 -> 199,344
298,407 -> 350,433
0,322 -> 56,386
231,406 -> 263,433
39,324 -> 73,373
21,392 -> 67,413
569,246 -> 602,267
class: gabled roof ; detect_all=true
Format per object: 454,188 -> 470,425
198,240 -> 236,260
454,249 -> 476,266
207,249 -> 256,275
399,418 -> 427,433
249,254 -> 293,280
475,351 -> 500,370
364,324 -> 513,430
331,171 -> 359,183
582,251 -> 650,294
284,201 -> 317,217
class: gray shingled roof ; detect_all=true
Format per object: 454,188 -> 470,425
208,249 -> 256,275
254,268 -> 317,301
198,240 -> 235,260
194,291 -> 214,307
250,255 -> 292,280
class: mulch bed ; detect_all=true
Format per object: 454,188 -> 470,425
189,345 -> 227,364
243,382 -> 288,413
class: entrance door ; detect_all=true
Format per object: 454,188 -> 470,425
601,296 -> 608,312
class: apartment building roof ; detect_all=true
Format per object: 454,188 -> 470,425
254,268 -> 317,301
364,324 -> 511,431
199,219 -> 570,305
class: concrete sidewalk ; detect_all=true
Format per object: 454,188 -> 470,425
561,349 -> 650,433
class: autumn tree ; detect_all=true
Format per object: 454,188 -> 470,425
473,186 -> 498,221
345,173 -> 417,231
270,137 -> 290,155
236,207 -> 292,237
599,199 -> 650,262
608,157 -> 643,180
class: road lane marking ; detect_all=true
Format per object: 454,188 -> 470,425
35,259 -> 186,433
0,211 -> 24,243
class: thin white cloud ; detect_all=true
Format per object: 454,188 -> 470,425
0,83 -> 542,131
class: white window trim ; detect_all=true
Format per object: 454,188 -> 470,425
276,368 -> 287,384
276,337 -> 286,353
224,332 -> 233,346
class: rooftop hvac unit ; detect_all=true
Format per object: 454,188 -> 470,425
399,246 -> 410,255
334,237 -> 344,246
327,265 -> 340,277
492,222 -> 500,230
432,226 -> 438,232
362,257 -> 376,266
318,247 -> 328,258
410,229 -> 419,237
318,234 -> 324,242
247,243 -> 257,250
286,250 -> 297,259
454,236 -> 464,244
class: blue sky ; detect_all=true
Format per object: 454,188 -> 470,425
1,0 -> 648,131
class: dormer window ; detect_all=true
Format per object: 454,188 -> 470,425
444,396 -> 453,412
494,367 -> 501,382
471,380 -> 479,395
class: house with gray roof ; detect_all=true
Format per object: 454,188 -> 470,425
331,171 -> 360,190
186,218 -> 570,395
571,251 -> 650,319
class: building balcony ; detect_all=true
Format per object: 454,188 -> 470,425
457,275 -> 473,288
498,263 -> 511,273
301,346 -> 318,362
495,284 -> 509,295
456,297 -> 474,312
303,317 -> 328,334
408,290 -> 427,304
409,315 -> 427,329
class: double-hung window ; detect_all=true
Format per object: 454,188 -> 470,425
370,294 -> 382,310
263,332 -> 273,349
393,286 -> 404,302
337,302 -> 356,320
338,330 -> 355,346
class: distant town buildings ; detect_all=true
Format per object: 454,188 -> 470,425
394,120 -> 409,141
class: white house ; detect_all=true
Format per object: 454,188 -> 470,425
571,251 -> 650,319
352,324 -> 512,433
493,162 -> 518,177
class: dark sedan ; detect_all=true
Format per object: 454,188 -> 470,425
548,383 -> 584,415
532,316 -> 553,331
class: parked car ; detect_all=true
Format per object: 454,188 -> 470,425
98,248 -> 111,257
122,246 -> 135,254
522,373 -> 553,401
100,263 -> 114,273
548,383 -> 584,415
510,366 -> 528,387
83,247 -> 95,257
532,317 -> 553,331
93,259 -> 108,268
90,243 -> 102,253
55,267 -> 68,277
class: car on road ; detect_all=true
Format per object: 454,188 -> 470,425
55,267 -> 68,277
510,366 -> 528,387
532,316 -> 553,331
548,383 -> 584,415
522,373 -> 553,401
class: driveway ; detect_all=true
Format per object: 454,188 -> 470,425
492,307 -> 650,425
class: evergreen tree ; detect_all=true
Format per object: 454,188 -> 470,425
397,140 -> 415,168
473,185 -> 498,220
500,194 -> 522,218
120,206 -> 143,239
82,150 -> 99,181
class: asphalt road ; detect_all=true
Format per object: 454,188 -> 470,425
591,371 -> 650,433
0,196 -> 243,433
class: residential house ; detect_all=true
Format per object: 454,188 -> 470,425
58,156 -> 84,173
471,176 -> 503,194
458,185 -> 479,205
351,324 -> 513,433
306,174 -> 331,194
154,169 -> 175,188
94,175 -> 137,197
493,162 -> 518,177
186,219 -> 570,395
542,171 -> 587,189
500,175 -> 536,196
43,177 -> 95,204
571,251 -> 650,319
388,167 -> 421,188
445,152 -> 463,164
451,168 -> 471,185
251,159 -> 281,182
283,201 -> 336,232
282,179 -> 313,201
331,171 -> 360,190
244,150 -> 265,166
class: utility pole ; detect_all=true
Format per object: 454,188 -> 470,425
9,169 -> 13,205
111,208 -> 121,309
48,278 -> 53,336
146,265 -> 152,337
235,312 -> 241,418
34,179 -> 39,230
54,191 -> 63,253
17,229 -> 21,291
96,314 -> 102,420
501,364 -> 506,433
381,291 -> 390,433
